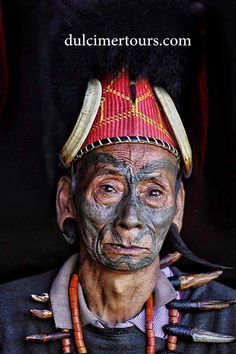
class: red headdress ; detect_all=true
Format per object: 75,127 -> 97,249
76,69 -> 178,157
60,68 -> 192,176
50,0 -> 205,178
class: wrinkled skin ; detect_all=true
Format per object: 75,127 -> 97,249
63,144 -> 182,272
56,143 -> 185,323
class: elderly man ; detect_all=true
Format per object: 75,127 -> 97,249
1,68 -> 236,354
1,0 -> 236,353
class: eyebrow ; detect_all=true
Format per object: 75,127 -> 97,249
94,167 -> 125,178
77,152 -> 177,182
136,160 -> 178,180
77,153 -> 126,182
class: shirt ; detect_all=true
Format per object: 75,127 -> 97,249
50,253 -> 178,338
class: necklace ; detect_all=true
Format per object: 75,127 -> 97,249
68,273 -> 87,353
65,272 -> 180,354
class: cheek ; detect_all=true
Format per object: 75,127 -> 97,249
146,204 -> 177,234
77,197 -> 117,227
145,205 -> 177,256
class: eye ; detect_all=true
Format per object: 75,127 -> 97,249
137,182 -> 167,209
101,184 -> 117,193
149,189 -> 162,197
88,176 -> 125,206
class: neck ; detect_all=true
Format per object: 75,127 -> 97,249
78,247 -> 159,325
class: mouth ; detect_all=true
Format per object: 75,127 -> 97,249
102,243 -> 149,256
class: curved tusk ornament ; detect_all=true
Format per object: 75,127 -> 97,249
160,252 -> 182,268
167,299 -> 236,312
168,271 -> 223,290
153,86 -> 192,177
30,309 -> 53,319
164,324 -> 235,343
31,293 -> 49,303
60,79 -> 102,168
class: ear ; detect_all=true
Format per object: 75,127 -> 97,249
172,182 -> 185,232
56,176 -> 77,231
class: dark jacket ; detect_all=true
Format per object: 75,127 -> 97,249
0,267 -> 236,354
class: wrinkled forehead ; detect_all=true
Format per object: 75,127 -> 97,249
75,143 -> 179,178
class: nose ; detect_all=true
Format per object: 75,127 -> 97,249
115,201 -> 143,230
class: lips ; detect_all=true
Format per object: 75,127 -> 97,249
102,243 -> 149,256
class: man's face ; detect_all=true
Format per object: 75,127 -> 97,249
72,143 -> 180,272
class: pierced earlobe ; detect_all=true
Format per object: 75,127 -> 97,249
62,218 -> 78,244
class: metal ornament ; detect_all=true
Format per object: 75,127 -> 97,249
164,324 -> 235,344
26,332 -> 71,343
62,218 -> 78,244
191,328 -> 235,343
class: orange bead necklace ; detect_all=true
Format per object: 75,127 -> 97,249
65,272 -> 179,354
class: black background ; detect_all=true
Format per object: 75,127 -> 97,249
0,0 -> 236,287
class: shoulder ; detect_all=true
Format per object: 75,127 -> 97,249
171,266 -> 236,299
200,279 -> 236,298
185,275 -> 236,300
0,268 -> 58,324
188,279 -> 236,328
0,269 -> 59,354
0,268 -> 58,302
174,269 -> 236,334
170,268 -> 236,353
171,267 -> 236,328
